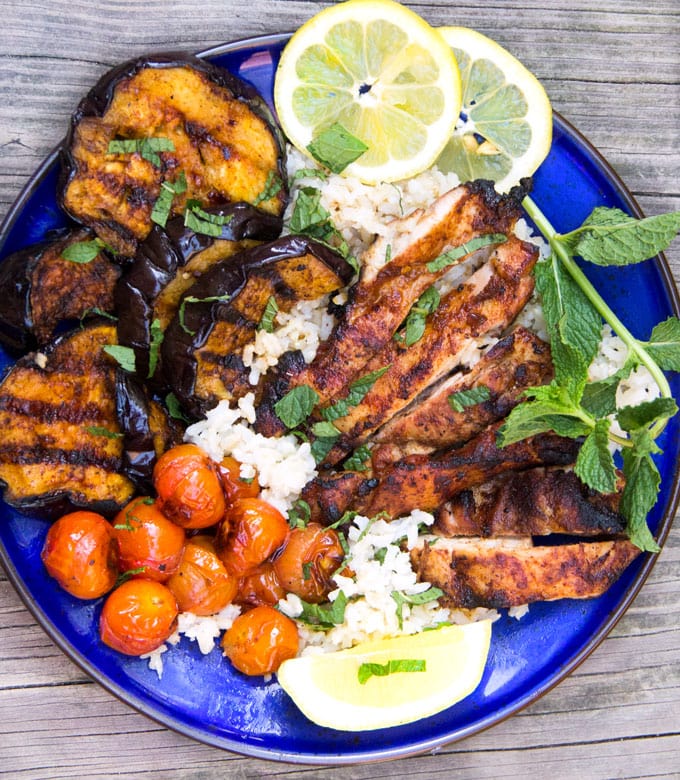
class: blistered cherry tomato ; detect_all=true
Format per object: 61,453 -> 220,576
221,605 -> 298,676
153,443 -> 226,529
217,456 -> 259,503
273,523 -> 344,603
113,497 -> 185,582
235,562 -> 285,608
166,535 -> 238,615
41,511 -> 119,599
215,498 -> 289,577
99,578 -> 178,655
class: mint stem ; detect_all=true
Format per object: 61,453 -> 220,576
522,195 -> 672,438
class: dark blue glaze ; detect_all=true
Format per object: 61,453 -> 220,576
0,33 -> 678,764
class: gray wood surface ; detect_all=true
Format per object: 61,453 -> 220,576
1,1 -> 679,778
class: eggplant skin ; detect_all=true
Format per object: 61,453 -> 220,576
162,235 -> 354,417
0,229 -> 120,353
114,203 -> 282,382
59,53 -> 288,257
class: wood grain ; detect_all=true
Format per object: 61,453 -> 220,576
1,1 -> 679,777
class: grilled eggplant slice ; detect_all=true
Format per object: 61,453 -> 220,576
410,536 -> 641,608
162,236 -> 353,416
0,229 -> 120,353
115,203 -> 282,381
0,322 -> 176,518
59,53 -> 287,257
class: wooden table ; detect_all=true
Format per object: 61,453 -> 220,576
1,1 -> 679,777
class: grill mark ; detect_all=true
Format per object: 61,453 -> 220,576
0,443 -> 122,472
0,395 -> 111,424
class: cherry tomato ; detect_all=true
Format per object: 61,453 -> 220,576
221,605 -> 298,676
273,523 -> 345,603
153,443 -> 226,529
217,456 -> 259,503
166,536 -> 238,615
235,562 -> 285,608
215,498 -> 289,577
99,578 -> 178,656
41,511 -> 119,599
113,497 -> 186,582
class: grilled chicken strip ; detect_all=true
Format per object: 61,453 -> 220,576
256,180 -> 527,435
410,536 -> 641,608
374,326 -> 552,452
435,467 -> 626,537
302,423 -> 581,523
325,236 -> 538,453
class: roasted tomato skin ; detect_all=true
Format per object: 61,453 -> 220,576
221,605 -> 298,676
217,456 -> 259,503
113,497 -> 186,582
215,497 -> 289,577
153,443 -> 226,529
166,535 -> 238,615
41,511 -> 119,599
273,523 -> 345,603
235,561 -> 285,608
99,578 -> 178,656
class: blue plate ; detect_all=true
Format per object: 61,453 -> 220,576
1,33 -> 679,764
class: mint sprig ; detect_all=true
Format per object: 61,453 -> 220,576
503,197 -> 680,552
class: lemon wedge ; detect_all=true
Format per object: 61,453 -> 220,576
435,26 -> 553,192
274,0 -> 462,184
277,620 -> 492,731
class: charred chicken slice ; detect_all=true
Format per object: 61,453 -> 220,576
325,235 -> 538,450
374,326 -> 553,452
302,423 -> 581,523
410,536 -> 641,608
258,180 -> 528,433
435,467 -> 626,537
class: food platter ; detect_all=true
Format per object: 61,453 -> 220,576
0,32 -> 679,764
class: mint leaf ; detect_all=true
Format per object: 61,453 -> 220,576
499,385 -> 590,445
575,418 -> 617,493
289,187 -> 331,235
617,397 -> 678,433
274,385 -> 319,429
86,426 -> 123,439
394,286 -> 440,346
621,433 -> 661,552
259,296 -> 279,333
61,238 -> 108,264
448,385 -> 491,412
391,587 -> 443,629
427,234 -> 507,273
287,499 -> 311,529
343,445 -> 372,472
310,435 -> 337,464
107,137 -> 175,168
184,203 -> 234,237
358,658 -> 426,685
151,172 -> 187,227
321,366 -> 390,422
103,344 -> 136,372
581,363 -> 634,418
165,392 -> 189,422
253,171 -> 283,206
311,420 -> 340,439
295,591 -> 348,628
307,123 -> 368,174
644,316 -> 680,371
178,293 -> 231,336
148,318 -> 163,378
563,207 -> 680,266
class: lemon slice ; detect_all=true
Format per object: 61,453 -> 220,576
277,621 -> 492,731
435,26 -> 552,192
274,0 -> 462,184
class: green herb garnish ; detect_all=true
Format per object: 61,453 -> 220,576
115,566 -> 147,587
357,658 -> 426,685
150,172 -> 187,228
448,385 -> 491,412
107,137 -> 175,168
253,171 -> 283,206
259,296 -> 279,333
287,499 -> 312,529
178,293 -> 231,336
343,445 -> 372,472
391,587 -> 444,630
295,590 -> 348,628
394,286 -> 440,347
307,122 -> 369,174
102,345 -> 136,372
501,197 -> 680,552
61,238 -> 110,264
321,366 -> 390,423
147,318 -> 163,378
427,233 -> 507,273
86,426 -> 123,439
274,384 -> 320,429
165,392 -> 189,423
184,203 -> 234,237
